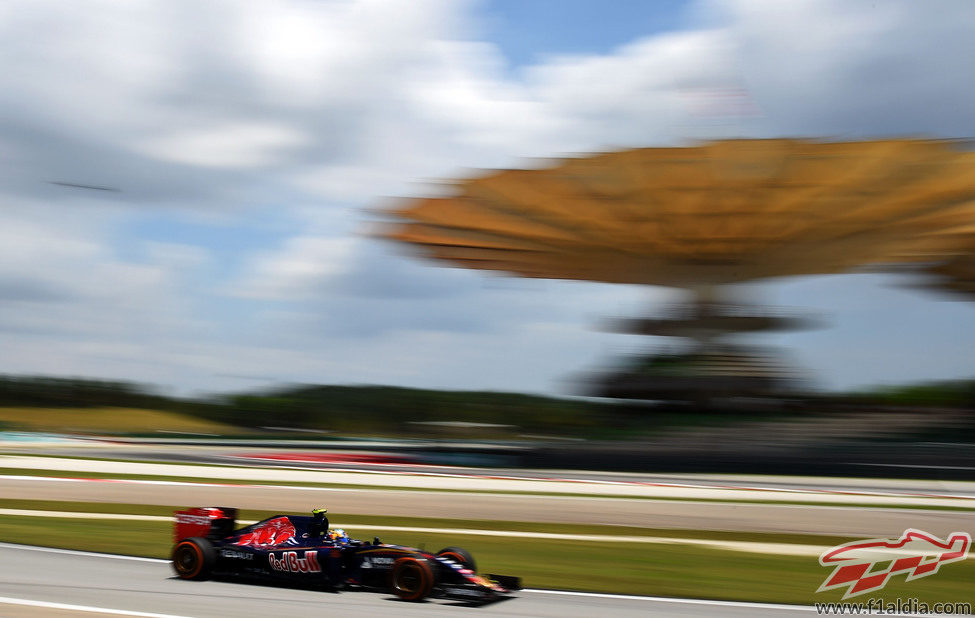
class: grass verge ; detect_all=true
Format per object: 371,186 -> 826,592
0,407 -> 239,434
0,498 -> 852,544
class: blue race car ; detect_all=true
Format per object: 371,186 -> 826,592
171,507 -> 520,603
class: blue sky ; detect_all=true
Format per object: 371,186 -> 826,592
1,0 -> 974,397
481,0 -> 692,67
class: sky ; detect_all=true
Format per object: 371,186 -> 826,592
1,0 -> 975,397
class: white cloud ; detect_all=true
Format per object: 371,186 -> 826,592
232,236 -> 358,301
1,0 -> 974,394
137,123 -> 308,168
0,202 -> 205,345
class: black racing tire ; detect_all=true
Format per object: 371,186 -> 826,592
436,546 -> 477,572
391,556 -> 435,601
172,537 -> 217,580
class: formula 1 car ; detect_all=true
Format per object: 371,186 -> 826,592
171,507 -> 520,604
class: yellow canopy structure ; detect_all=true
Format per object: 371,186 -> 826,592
381,138 -> 975,288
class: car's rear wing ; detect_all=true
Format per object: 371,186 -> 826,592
173,507 -> 238,543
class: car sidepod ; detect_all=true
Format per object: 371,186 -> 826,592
210,543 -> 339,587
353,545 -> 419,590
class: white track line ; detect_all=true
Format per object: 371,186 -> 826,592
0,474 -> 345,491
0,508 -> 168,521
5,454 -> 975,502
524,589 -> 815,612
0,541 -> 166,562
0,510 -> 828,555
0,473 -> 703,503
0,596 -> 193,618
5,473 -> 975,511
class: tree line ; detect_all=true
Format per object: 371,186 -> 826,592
0,375 -> 643,437
0,374 -> 971,438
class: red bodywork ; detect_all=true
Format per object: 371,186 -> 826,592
233,517 -> 297,547
173,507 -> 237,542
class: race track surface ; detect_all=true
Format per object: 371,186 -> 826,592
9,442 -> 975,498
0,544 -> 812,617
0,475 -> 970,538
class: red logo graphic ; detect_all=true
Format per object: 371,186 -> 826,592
268,550 -> 321,574
234,517 -> 296,547
818,528 -> 970,599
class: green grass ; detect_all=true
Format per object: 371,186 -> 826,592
0,406 -> 241,434
0,498 -> 854,544
0,510 -> 972,605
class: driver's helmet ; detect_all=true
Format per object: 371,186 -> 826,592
328,528 -> 349,544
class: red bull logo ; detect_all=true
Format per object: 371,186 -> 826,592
268,550 -> 322,574
235,517 -> 296,547
818,528 -> 971,599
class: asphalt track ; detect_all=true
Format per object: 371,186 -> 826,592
9,443 -> 975,497
1,476 -> 972,538
0,544 -> 815,617
3,444 -> 975,537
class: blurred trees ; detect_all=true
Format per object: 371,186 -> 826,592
216,385 -> 613,435
0,374 -> 972,438
0,375 -> 624,437
0,376 -> 169,409
838,381 -> 975,408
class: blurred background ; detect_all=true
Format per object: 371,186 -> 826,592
2,1 -> 975,612
0,0 -> 974,470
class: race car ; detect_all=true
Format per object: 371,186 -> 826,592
171,506 -> 520,603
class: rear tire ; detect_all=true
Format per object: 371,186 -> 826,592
391,556 -> 435,601
172,537 -> 217,580
436,546 -> 476,572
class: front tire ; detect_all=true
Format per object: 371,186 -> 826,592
391,556 -> 435,601
436,546 -> 476,572
172,537 -> 216,580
